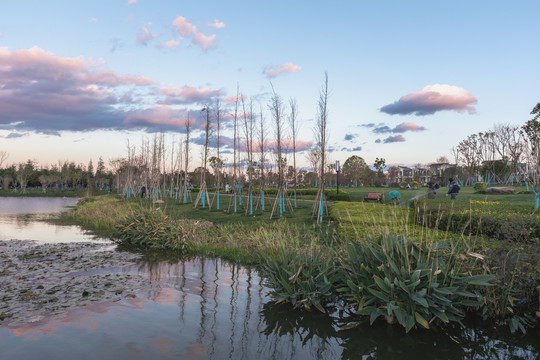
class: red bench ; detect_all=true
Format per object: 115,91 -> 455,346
364,193 -> 383,202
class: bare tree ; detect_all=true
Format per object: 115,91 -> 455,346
213,96 -> 223,208
269,85 -> 285,186
258,105 -> 267,210
0,151 -> 8,169
289,98 -> 299,207
194,104 -> 212,208
183,112 -> 192,203
494,124 -> 524,183
312,73 -> 330,222
242,97 -> 256,214
457,134 -> 480,183
229,86 -> 241,213
268,85 -> 292,218
436,156 -> 449,164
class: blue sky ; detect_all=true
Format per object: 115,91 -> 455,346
1,1 -> 539,168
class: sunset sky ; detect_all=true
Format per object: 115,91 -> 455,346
1,1 -> 539,169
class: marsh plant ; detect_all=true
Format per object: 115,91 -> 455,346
114,208 -> 209,251
338,233 -> 494,332
264,248 -> 340,313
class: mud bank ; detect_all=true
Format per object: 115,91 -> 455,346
0,240 -> 151,326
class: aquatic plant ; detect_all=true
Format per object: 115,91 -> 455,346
263,248 -> 340,313
338,233 -> 494,332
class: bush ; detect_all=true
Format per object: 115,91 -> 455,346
251,187 -> 351,201
325,189 -> 351,201
474,182 -> 487,193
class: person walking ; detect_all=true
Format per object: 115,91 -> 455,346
446,178 -> 460,200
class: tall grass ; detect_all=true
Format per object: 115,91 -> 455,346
64,195 -> 137,231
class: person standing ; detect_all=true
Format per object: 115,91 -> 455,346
446,178 -> 460,200
426,182 -> 436,199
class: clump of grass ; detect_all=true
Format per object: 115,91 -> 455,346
190,220 -> 324,264
330,201 -> 456,244
64,195 -> 137,231
114,207 -> 212,251
264,248 -> 339,313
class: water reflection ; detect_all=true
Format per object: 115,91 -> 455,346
0,197 -> 108,244
0,197 -> 78,214
1,198 -> 538,359
1,253 -> 539,359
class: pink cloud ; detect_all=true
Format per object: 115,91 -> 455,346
263,138 -> 313,153
172,16 -> 197,36
264,62 -> 301,78
124,105 -> 204,129
224,95 -> 246,103
393,122 -> 426,133
0,46 -> 202,134
170,16 -> 217,51
193,32 -> 217,51
137,26 -> 158,46
160,38 -> 182,48
381,84 -> 477,116
208,19 -> 225,29
159,85 -> 220,104
127,0 -> 137,4
84,70 -> 154,86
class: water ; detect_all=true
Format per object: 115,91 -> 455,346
0,197 -> 538,359
0,197 -> 108,244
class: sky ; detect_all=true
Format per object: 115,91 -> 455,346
1,0 -> 540,170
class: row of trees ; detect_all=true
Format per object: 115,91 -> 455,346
452,106 -> 540,185
0,158 -> 110,192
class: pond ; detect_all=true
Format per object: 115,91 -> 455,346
0,197 -> 538,359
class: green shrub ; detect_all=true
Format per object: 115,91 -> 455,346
338,233 -> 494,332
325,189 -> 351,201
474,182 -> 487,193
251,187 -> 350,201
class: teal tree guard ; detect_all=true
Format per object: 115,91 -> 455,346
534,187 -> 540,210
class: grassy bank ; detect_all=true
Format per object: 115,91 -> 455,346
64,192 -> 539,333
65,194 -> 329,264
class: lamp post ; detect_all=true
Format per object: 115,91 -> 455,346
336,160 -> 340,194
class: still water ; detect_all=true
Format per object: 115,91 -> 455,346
0,197 -> 538,359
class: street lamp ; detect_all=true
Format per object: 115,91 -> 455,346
336,160 -> 341,194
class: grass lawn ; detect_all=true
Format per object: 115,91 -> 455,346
344,185 -> 536,208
